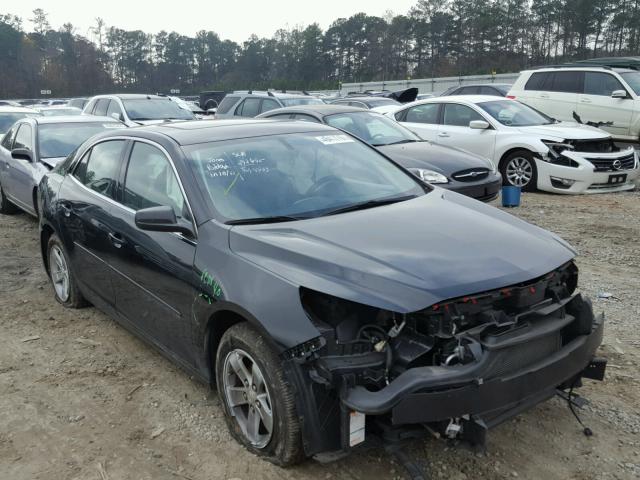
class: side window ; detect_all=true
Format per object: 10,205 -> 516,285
405,103 -> 440,124
216,96 -> 239,114
13,124 -> 33,151
584,72 -> 625,96
106,100 -> 123,119
292,114 -> 321,123
1,126 -> 17,150
457,86 -> 479,95
480,86 -> 499,95
123,142 -> 185,217
550,71 -> 583,93
236,98 -> 261,117
260,99 -> 281,114
443,104 -> 484,127
94,99 -> 110,116
73,140 -> 125,200
524,72 -> 549,90
84,100 -> 96,113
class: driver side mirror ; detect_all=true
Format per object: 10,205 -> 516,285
11,147 -> 33,162
611,90 -> 628,99
469,120 -> 490,130
135,206 -> 194,237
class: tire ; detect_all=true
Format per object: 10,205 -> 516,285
500,150 -> 538,192
46,234 -> 88,308
216,323 -> 303,466
0,180 -> 17,214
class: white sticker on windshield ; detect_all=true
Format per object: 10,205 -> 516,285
315,134 -> 354,145
103,123 -> 126,128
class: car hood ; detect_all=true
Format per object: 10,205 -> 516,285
514,122 -> 610,141
229,191 -> 575,313
377,142 -> 494,174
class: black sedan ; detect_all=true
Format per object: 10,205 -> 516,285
38,120 -> 605,466
257,104 -> 502,201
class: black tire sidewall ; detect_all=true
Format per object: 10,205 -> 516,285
46,234 -> 84,308
215,323 -> 300,465
501,150 -> 538,192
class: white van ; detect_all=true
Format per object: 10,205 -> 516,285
507,67 -> 640,142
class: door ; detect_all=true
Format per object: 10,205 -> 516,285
577,72 -> 633,137
397,103 -> 441,141
0,125 -> 17,193
58,139 -> 128,305
7,123 -> 36,210
435,103 -> 496,159
108,141 -> 197,358
536,71 -> 583,122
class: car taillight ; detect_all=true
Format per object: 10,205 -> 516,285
506,95 -> 516,99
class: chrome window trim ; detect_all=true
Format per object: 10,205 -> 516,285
68,135 -> 198,238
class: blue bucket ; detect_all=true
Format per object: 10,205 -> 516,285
501,186 -> 521,207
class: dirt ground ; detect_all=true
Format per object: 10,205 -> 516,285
1,190 -> 639,480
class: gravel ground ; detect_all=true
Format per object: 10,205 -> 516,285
1,190 -> 639,480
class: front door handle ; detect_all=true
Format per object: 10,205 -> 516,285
108,232 -> 126,249
580,98 -> 592,103
437,132 -> 450,138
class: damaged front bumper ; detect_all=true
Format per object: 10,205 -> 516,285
342,310 -> 604,427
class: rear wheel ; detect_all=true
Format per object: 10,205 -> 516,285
0,180 -> 17,214
47,234 -> 87,308
216,323 -> 303,466
501,150 -> 538,192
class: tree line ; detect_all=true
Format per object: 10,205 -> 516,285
1,1 -> 640,98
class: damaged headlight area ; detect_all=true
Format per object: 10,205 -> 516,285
292,261 -> 605,455
541,140 -> 580,167
409,168 -> 449,184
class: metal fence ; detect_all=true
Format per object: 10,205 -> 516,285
339,73 -> 521,95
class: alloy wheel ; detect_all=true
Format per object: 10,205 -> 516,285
49,245 -> 70,302
505,156 -> 533,187
223,349 -> 274,448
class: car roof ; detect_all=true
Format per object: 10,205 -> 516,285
525,66 -> 636,74
409,95 -> 507,106
0,105 -> 40,114
110,119 -> 338,146
90,94 -> 170,100
450,83 -> 512,88
334,96 -> 388,101
260,104 -> 364,117
32,115 -> 121,125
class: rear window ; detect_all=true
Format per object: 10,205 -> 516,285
280,98 -> 324,107
216,96 -> 239,114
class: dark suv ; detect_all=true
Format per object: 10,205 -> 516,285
214,91 -> 324,119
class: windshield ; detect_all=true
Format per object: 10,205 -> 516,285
0,113 -> 40,134
38,122 -> 125,158
479,100 -> 554,126
495,85 -> 510,95
366,98 -> 401,107
280,98 -> 324,107
40,108 -> 82,117
184,132 -> 425,223
122,99 -> 195,121
324,111 -> 420,146
620,72 -> 640,96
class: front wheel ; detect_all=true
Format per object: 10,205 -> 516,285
216,323 -> 303,466
501,150 -> 538,192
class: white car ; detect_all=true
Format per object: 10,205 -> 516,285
0,106 -> 41,136
83,94 -> 196,126
507,66 -> 640,142
391,95 -> 639,194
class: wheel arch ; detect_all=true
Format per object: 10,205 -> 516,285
498,147 -> 537,170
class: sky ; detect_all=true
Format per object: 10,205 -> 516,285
6,0 -> 419,43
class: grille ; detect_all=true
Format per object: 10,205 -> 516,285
586,153 -> 636,172
452,168 -> 490,182
486,332 -> 561,379
570,138 -> 616,153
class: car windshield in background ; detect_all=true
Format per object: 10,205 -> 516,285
495,85 -> 510,95
38,122 -> 125,158
184,132 -> 425,223
479,100 -> 554,126
0,113 -> 39,133
620,72 -> 640,96
122,99 -> 195,121
324,111 -> 420,146
366,98 -> 401,107
280,98 -> 325,107
40,108 -> 81,116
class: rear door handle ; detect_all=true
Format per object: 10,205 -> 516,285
540,94 -> 550,98
108,232 -> 126,249
437,132 -> 450,138
580,98 -> 592,103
